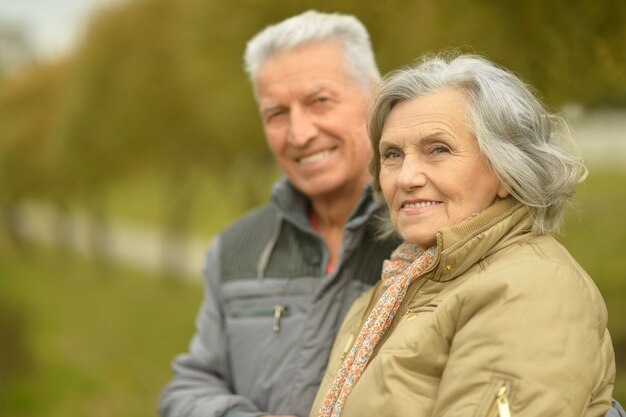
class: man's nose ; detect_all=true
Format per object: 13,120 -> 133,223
287,107 -> 318,146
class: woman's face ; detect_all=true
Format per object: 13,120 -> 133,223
378,88 -> 509,248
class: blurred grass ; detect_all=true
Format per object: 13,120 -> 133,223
559,166 -> 626,402
0,246 -> 202,417
0,167 -> 624,417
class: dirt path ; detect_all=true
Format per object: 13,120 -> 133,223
569,108 -> 626,167
13,202 -> 211,280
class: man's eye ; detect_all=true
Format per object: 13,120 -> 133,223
272,110 -> 286,118
311,96 -> 331,107
266,110 -> 287,122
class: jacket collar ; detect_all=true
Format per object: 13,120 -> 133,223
431,198 -> 534,282
269,177 -> 383,232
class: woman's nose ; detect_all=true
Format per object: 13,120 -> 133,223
396,157 -> 427,190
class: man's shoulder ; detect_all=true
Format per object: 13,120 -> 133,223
221,204 -> 278,238
217,204 -> 282,254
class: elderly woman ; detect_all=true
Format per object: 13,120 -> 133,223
310,54 -> 616,417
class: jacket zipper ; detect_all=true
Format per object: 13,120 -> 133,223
342,237 -> 442,361
486,385 -> 511,417
341,281 -> 385,360
272,304 -> 286,333
229,304 -> 289,333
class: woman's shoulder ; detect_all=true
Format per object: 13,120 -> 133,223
465,234 -> 608,325
481,233 -> 589,282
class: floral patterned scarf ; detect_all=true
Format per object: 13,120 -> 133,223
317,243 -> 437,417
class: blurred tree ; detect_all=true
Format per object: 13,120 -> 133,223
462,0 -> 626,107
0,62 -> 67,247
0,0 -> 624,256
41,1 -> 285,261
52,0 -> 244,273
174,0 -> 279,170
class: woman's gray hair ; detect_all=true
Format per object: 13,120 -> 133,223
244,10 -> 380,94
369,52 -> 587,235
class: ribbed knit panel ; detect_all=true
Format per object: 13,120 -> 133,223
349,218 -> 402,286
219,205 -> 321,280
219,204 -> 399,284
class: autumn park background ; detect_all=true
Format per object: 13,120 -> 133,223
1,1 -> 625,416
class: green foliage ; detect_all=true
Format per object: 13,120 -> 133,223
55,0 -> 208,188
0,63 -> 67,200
0,0 -> 624,212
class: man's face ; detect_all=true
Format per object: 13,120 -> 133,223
255,41 -> 373,200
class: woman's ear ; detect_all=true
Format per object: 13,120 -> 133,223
496,183 -> 510,199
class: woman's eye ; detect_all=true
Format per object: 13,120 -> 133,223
432,145 -> 450,155
382,149 -> 402,160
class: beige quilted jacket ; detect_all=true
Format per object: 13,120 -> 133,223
311,198 -> 615,417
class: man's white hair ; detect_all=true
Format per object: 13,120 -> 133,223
244,10 -> 380,93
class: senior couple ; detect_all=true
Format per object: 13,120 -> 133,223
159,10 -> 622,417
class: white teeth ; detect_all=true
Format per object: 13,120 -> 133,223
299,150 -> 330,164
404,201 -> 438,209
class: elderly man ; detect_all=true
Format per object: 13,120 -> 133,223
159,11 -> 398,417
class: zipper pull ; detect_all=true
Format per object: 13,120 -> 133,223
486,385 -> 511,417
340,334 -> 355,360
495,385 -> 511,417
273,305 -> 285,333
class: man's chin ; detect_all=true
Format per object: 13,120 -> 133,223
291,178 -> 340,200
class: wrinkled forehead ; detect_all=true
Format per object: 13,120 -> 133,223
252,40 -> 360,99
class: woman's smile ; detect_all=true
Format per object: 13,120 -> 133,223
379,87 -> 508,248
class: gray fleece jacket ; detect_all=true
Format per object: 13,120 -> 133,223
158,178 -> 399,417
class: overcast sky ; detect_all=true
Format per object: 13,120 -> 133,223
0,0 -> 126,59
